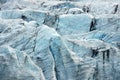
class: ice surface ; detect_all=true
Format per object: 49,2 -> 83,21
0,0 -> 120,80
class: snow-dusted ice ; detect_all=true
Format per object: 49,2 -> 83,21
0,0 -> 120,80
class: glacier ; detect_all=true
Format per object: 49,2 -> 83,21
0,0 -> 120,80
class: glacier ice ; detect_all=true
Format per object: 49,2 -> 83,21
0,0 -> 120,80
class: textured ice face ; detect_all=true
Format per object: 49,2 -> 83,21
0,46 -> 45,80
57,14 -> 93,35
0,0 -> 120,80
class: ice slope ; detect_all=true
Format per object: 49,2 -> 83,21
0,0 -> 120,80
